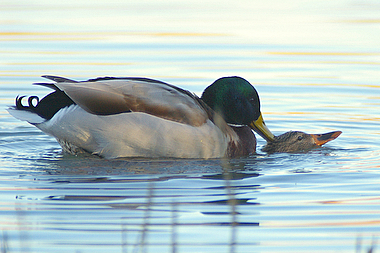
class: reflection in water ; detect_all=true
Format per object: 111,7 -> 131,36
1,0 -> 380,251
9,160 -> 262,252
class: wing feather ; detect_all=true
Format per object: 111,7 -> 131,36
54,78 -> 208,126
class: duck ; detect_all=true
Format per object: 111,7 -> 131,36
7,75 -> 275,159
262,130 -> 342,154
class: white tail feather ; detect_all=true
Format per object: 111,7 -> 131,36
7,107 -> 45,124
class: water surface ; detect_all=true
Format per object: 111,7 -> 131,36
1,0 -> 379,252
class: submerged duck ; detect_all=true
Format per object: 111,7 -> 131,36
7,76 -> 275,159
262,130 -> 342,154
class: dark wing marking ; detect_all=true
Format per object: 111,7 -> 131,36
33,75 -> 78,91
86,76 -> 169,85
85,76 -> 198,101
42,75 -> 78,83
33,82 -> 60,91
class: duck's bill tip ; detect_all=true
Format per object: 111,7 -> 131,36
249,114 -> 275,142
311,131 -> 342,146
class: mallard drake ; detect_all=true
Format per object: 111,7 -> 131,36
262,130 -> 342,153
7,76 -> 274,159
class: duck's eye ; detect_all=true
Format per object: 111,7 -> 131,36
297,136 -> 303,141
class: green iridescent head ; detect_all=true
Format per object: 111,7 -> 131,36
201,76 -> 274,141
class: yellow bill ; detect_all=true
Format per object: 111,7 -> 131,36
249,114 -> 275,142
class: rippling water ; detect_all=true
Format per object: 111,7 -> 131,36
1,0 -> 380,252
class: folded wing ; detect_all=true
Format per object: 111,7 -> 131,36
44,76 -> 209,127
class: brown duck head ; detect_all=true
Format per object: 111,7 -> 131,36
262,130 -> 342,154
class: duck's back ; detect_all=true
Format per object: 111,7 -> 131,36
53,77 -> 209,126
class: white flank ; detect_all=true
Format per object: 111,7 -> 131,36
36,105 -> 228,159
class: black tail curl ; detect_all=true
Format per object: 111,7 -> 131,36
16,95 -> 40,109
15,90 -> 75,120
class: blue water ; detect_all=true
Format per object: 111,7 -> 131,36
1,0 -> 379,252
